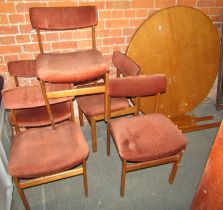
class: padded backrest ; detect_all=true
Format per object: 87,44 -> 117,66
29,6 -> 97,30
112,51 -> 141,77
108,74 -> 167,97
2,84 -> 72,110
8,60 -> 36,78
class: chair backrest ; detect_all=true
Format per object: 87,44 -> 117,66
7,60 -> 36,87
112,51 -> 141,77
107,74 -> 167,120
29,6 -> 98,53
2,84 -> 72,133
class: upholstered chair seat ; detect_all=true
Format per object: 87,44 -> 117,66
110,113 -> 187,162
77,94 -> 129,116
36,50 -> 108,83
8,121 -> 89,178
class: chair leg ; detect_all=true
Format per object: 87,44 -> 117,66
78,106 -> 84,126
120,159 -> 127,197
14,177 -> 30,210
107,123 -> 111,156
90,117 -> 97,152
82,160 -> 88,197
168,150 -> 184,184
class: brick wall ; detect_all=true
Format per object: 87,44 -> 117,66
0,0 -> 223,88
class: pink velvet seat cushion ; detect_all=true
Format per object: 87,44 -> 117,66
110,113 -> 187,162
8,121 -> 89,178
11,101 -> 71,127
36,50 -> 108,83
77,94 -> 129,116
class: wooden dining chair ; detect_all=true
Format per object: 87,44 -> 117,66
7,60 -> 74,129
77,51 -> 141,152
29,5 -> 109,151
2,84 -> 89,210
106,75 -> 187,196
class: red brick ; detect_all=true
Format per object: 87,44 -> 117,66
59,31 -> 73,40
0,65 -> 7,72
0,3 -> 15,13
30,34 -> 38,42
19,24 -> 33,33
79,1 -> 105,9
42,43 -> 51,52
16,35 -> 31,43
177,0 -> 197,6
131,0 -> 154,8
44,32 -> 59,41
98,29 -> 111,38
8,14 -> 26,24
124,10 -> 136,18
0,26 -> 18,35
0,36 -> 15,45
106,1 -> 130,9
136,9 -> 149,17
78,39 -> 93,48
155,0 -> 176,8
103,37 -> 125,45
216,0 -> 223,6
110,29 -> 123,36
130,18 -> 144,27
0,45 -> 21,54
105,19 -> 130,28
197,1 -> 216,7
15,3 -> 47,13
23,44 -> 40,53
210,15 -> 223,22
19,53 -> 34,60
208,8 -> 223,15
123,28 -> 135,36
47,2 -> 78,7
0,15 -> 8,24
51,41 -> 77,50
99,11 -> 112,19
112,10 -> 124,18
4,55 -> 19,63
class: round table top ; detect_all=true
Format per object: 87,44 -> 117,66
127,6 -> 220,118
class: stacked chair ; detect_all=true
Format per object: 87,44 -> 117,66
106,74 -> 187,196
7,60 -> 73,130
3,6 -> 109,210
2,5 -> 187,210
77,51 -> 141,152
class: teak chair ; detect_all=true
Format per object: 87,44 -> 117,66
2,84 -> 89,210
29,5 -> 109,120
7,60 -> 73,128
106,75 -> 187,196
77,51 -> 141,152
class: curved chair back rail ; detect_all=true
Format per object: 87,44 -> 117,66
29,6 -> 97,30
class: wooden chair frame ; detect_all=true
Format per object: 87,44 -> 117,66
78,68 -> 141,153
106,91 -> 184,197
9,71 -> 108,209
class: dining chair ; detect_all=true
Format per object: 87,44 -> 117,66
2,84 -> 89,210
7,60 -> 73,129
30,5 -> 109,146
77,51 -> 141,152
106,75 -> 187,196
